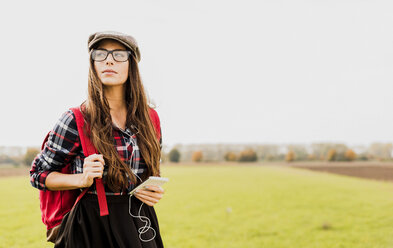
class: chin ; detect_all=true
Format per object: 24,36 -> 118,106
101,80 -> 126,86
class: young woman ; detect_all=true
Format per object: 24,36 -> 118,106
30,31 -> 165,248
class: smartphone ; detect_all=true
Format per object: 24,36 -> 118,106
129,176 -> 169,196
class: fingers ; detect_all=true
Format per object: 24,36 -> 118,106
134,186 -> 164,205
134,188 -> 163,205
143,185 -> 165,194
83,161 -> 104,169
83,162 -> 104,177
134,192 -> 160,206
79,154 -> 105,188
83,154 -> 105,171
136,189 -> 163,198
87,172 -> 103,179
82,154 -> 105,183
134,194 -> 155,206
84,166 -> 104,178
85,154 -> 105,165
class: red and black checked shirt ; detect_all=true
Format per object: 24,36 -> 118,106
29,109 -> 162,193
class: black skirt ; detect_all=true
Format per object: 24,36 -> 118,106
54,193 -> 164,248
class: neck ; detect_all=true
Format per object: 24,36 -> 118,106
103,84 -> 126,112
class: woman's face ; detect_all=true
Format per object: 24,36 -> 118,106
93,39 -> 129,87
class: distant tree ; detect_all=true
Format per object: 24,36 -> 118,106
327,149 -> 336,162
307,154 -> 316,161
285,150 -> 295,162
357,153 -> 368,161
311,143 -> 332,161
238,149 -> 257,162
286,145 -> 308,161
311,143 -> 347,161
169,148 -> 181,163
344,149 -> 356,161
368,143 -> 393,161
24,148 -> 40,166
0,155 -> 15,164
265,154 -> 275,161
256,145 -> 280,161
224,152 -> 237,162
335,151 -> 346,161
276,154 -> 286,161
160,151 -> 168,163
191,151 -> 203,162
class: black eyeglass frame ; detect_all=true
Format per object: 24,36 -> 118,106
91,49 -> 133,62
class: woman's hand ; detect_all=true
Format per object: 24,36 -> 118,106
134,185 -> 165,206
79,154 -> 105,188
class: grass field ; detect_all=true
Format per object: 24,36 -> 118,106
2,164 -> 393,247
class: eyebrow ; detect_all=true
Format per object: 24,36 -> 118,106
96,48 -> 127,51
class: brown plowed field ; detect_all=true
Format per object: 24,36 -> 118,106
290,162 -> 393,182
167,161 -> 393,182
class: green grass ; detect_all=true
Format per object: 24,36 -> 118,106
2,165 -> 393,247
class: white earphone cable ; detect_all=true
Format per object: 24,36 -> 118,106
128,195 -> 156,242
122,126 -> 156,242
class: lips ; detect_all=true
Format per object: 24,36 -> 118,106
102,69 -> 117,74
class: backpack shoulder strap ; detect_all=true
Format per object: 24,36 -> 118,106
149,108 -> 161,140
70,105 -> 109,216
70,106 -> 97,155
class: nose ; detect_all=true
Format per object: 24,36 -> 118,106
105,52 -> 115,64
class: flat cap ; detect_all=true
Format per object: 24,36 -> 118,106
88,31 -> 141,62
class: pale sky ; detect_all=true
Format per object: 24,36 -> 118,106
0,0 -> 392,147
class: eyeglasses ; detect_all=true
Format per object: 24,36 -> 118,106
91,49 -> 132,62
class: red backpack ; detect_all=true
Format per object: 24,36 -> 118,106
39,106 -> 161,233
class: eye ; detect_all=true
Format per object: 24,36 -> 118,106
114,52 -> 126,58
96,51 -> 106,56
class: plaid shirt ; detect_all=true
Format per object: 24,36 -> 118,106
30,109 -> 161,194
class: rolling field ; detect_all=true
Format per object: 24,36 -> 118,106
2,164 -> 393,247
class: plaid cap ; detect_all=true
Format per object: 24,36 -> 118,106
88,31 -> 141,62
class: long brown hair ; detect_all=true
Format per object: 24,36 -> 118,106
81,45 -> 161,192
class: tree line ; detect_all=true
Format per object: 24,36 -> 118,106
162,143 -> 393,163
1,142 -> 392,166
